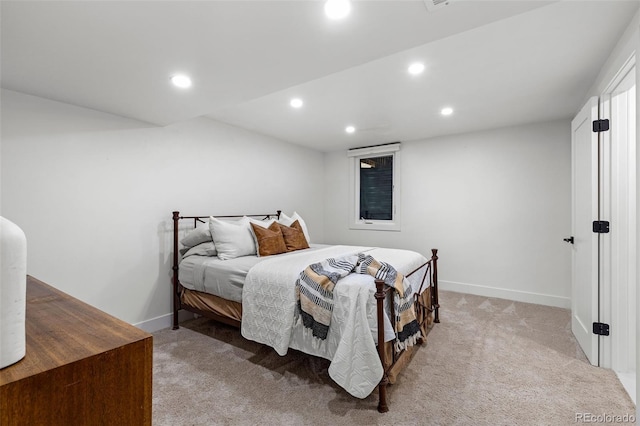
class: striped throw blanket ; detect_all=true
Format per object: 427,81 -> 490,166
296,255 -> 359,340
355,254 -> 422,352
295,253 -> 421,352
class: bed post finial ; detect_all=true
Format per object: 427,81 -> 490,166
431,249 -> 439,323
276,210 -> 282,219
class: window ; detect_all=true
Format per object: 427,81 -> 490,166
348,143 -> 401,231
359,155 -> 393,220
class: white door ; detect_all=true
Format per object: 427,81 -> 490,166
571,97 -> 600,365
601,62 -> 636,400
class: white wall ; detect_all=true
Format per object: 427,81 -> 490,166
0,89 -> 325,330
585,10 -> 639,101
324,120 -> 571,307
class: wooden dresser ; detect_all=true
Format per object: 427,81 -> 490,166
0,276 -> 152,425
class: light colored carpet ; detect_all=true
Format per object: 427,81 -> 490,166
152,291 -> 635,425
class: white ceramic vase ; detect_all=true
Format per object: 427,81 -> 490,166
0,216 -> 27,369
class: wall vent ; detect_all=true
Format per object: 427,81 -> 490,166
423,0 -> 452,12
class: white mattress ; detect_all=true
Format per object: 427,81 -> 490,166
178,244 -> 331,302
179,254 -> 258,302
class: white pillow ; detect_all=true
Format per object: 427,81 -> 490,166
180,222 -> 212,248
248,217 -> 275,228
181,241 -> 217,258
208,216 -> 256,260
278,211 -> 310,243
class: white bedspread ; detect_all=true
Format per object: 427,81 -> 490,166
241,245 -> 428,399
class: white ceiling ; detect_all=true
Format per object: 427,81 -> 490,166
2,1 -> 638,152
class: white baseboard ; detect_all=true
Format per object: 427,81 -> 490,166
133,310 -> 196,333
439,280 -> 571,309
615,371 -> 636,405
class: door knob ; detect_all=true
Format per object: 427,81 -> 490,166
563,237 -> 574,244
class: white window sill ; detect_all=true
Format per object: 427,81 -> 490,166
349,221 -> 401,232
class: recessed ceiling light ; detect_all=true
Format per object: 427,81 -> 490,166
325,0 -> 351,20
441,107 -> 454,116
408,63 -> 425,75
290,98 -> 304,108
170,74 -> 192,88
345,125 -> 356,134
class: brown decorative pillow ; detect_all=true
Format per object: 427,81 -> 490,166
278,220 -> 310,252
250,222 -> 288,256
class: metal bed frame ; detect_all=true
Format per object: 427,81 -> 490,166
171,210 -> 439,412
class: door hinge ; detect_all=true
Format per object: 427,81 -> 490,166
592,322 -> 610,336
592,119 -> 610,132
592,220 -> 610,233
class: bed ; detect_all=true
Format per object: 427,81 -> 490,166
171,210 -> 440,412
